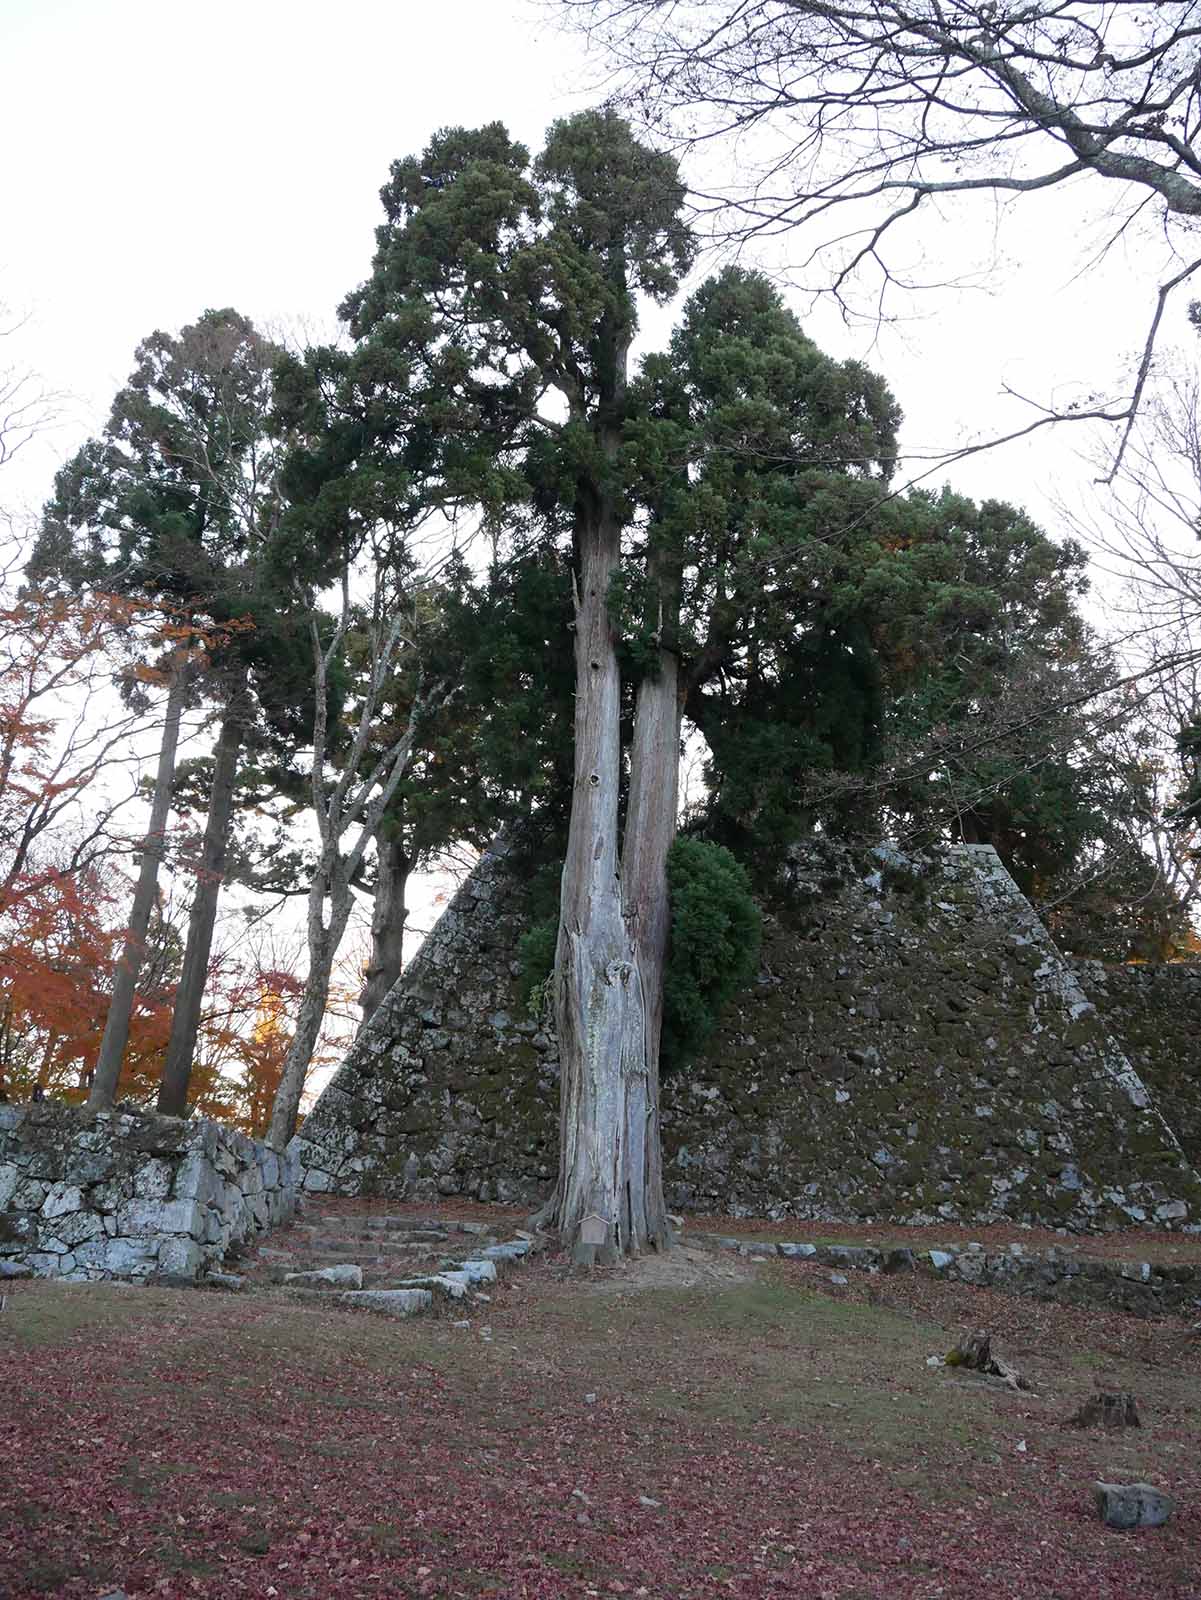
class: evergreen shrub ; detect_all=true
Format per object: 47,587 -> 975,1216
517,837 -> 762,1074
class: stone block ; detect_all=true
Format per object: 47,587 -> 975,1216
258,1148 -> 280,1191
88,1178 -> 132,1211
238,1163 -> 264,1197
119,1198 -> 203,1238
132,1159 -> 174,1201
172,1150 -> 217,1207
778,1243 -> 818,1259
284,1264 -> 363,1289
459,1259 -> 498,1285
479,1240 -> 529,1261
49,1210 -> 104,1248
400,1272 -> 469,1299
882,1247 -> 916,1274
157,1236 -> 205,1278
26,1252 -> 65,1277
71,1237 -> 156,1276
1093,1482 -> 1173,1530
0,1163 -> 19,1207
203,1271 -> 249,1292
341,1288 -> 432,1316
41,1180 -> 84,1219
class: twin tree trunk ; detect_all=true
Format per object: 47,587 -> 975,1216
88,656 -> 189,1111
157,686 -> 247,1116
539,392 -> 683,1262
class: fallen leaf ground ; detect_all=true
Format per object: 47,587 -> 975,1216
3,1242 -> 1199,1599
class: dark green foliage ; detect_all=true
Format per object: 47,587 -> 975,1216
1171,719 -> 1201,836
661,837 -> 762,1071
516,837 -> 761,1069
616,265 -> 906,850
516,918 -> 559,1015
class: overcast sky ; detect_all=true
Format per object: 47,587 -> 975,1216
2,0 -> 1191,543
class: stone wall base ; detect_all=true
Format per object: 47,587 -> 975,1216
0,1104 -> 297,1282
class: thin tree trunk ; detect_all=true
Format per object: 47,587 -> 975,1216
266,868 -> 354,1150
88,656 -> 188,1111
358,812 -> 411,1028
156,687 -> 247,1116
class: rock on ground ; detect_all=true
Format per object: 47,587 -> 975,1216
1093,1481 -> 1174,1529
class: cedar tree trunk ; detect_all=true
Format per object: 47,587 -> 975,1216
157,686 -> 247,1115
89,655 -> 188,1110
540,347 -> 675,1261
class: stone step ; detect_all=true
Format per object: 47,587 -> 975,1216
342,1288 -> 433,1317
282,1264 -> 363,1290
299,1214 -> 487,1233
286,1239 -> 455,1260
293,1223 -> 455,1243
281,1285 -> 434,1317
394,1260 -> 499,1300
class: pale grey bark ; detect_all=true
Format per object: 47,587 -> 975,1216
157,685 -> 247,1116
266,859 -> 355,1150
358,819 -> 411,1027
88,655 -> 189,1110
538,324 -> 676,1261
266,600 -> 444,1151
622,642 -> 682,1091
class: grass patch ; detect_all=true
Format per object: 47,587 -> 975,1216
0,1281 -> 162,1346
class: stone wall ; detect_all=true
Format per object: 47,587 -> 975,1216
0,1105 -> 297,1281
690,1233 -> 1201,1318
1073,960 -> 1201,1171
296,832 -> 559,1204
295,836 -> 1201,1232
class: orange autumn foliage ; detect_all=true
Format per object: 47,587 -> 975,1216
0,863 -> 174,1103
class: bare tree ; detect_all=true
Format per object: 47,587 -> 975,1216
562,0 -> 1201,468
265,574 -> 452,1151
0,303 -> 60,473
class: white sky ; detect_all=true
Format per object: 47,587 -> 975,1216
2,0 -> 1193,530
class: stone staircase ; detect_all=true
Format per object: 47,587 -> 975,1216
223,1202 -> 536,1316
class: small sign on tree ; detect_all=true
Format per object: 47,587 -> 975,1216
579,1213 -> 609,1248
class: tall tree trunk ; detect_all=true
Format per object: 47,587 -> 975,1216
88,656 -> 188,1111
358,811 -> 411,1028
156,686 -> 247,1116
266,866 -> 354,1150
620,641 -> 682,1189
539,336 -> 676,1260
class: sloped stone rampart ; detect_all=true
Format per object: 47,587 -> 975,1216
0,1104 -> 297,1281
296,832 -> 559,1204
295,837 -> 1201,1232
1073,960 -> 1201,1170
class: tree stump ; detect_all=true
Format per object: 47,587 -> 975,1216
1070,1391 -> 1141,1429
944,1329 -> 1029,1391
